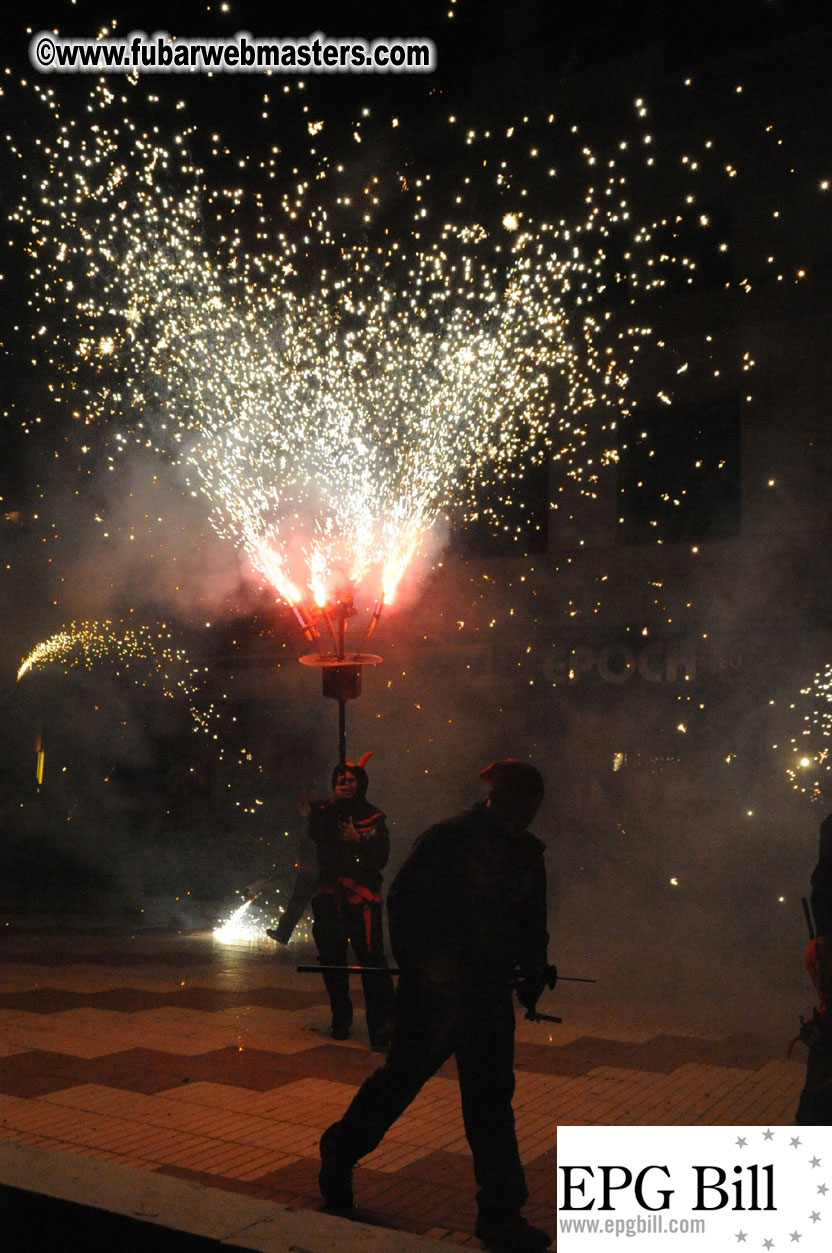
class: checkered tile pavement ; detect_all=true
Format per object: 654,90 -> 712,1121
0,917 -> 806,1248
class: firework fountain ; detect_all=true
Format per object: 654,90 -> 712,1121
5,57 -> 738,942
7,74 -> 691,767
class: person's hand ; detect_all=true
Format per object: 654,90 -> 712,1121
514,964 -> 556,1013
339,818 -> 361,843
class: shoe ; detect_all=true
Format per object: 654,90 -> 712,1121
274,914 -> 296,943
474,1214 -> 552,1252
331,1022 -> 352,1041
319,1127 -> 353,1209
265,928 -> 287,944
369,1029 -> 392,1053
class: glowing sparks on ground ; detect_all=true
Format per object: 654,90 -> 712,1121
212,899 -> 262,941
211,896 -> 312,944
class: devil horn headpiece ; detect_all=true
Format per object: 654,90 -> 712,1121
345,751 -> 374,769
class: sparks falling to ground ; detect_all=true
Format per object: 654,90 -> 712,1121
6,73 -> 715,623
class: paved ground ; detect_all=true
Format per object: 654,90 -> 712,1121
0,908 -> 809,1249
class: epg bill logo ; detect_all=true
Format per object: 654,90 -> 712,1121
560,1162 -> 775,1212
557,1127 -> 829,1250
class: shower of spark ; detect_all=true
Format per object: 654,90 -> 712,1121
781,665 -> 832,801
7,76 -> 704,622
212,898 -> 260,941
17,618 -> 217,735
212,892 -> 313,944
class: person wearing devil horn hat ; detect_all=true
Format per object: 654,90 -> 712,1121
307,751 -> 396,1050
318,758 -> 553,1253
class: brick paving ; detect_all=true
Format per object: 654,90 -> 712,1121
0,917 -> 807,1249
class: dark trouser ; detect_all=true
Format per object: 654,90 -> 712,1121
274,868 -> 317,943
796,1016 -> 832,1124
311,891 -> 395,1042
323,968 -> 528,1223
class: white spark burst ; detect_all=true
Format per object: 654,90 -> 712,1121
8,78 -> 700,615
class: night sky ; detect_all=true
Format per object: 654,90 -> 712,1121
1,0 -> 832,1027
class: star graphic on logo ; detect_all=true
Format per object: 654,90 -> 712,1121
810,1211 -> 821,1223
736,1136 -> 748,1148
810,1156 -> 821,1168
763,1242 -> 774,1251
789,1231 -> 802,1243
735,1232 -> 747,1243
819,1183 -> 829,1196
763,1129 -> 775,1141
790,1137 -> 802,1149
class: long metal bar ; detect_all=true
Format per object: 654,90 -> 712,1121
297,964 -> 596,983
298,964 -> 394,975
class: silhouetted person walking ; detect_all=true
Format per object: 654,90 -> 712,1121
796,813 -> 832,1124
319,758 -> 554,1253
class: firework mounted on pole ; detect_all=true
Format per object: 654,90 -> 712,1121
295,585 -> 383,768
7,72 -> 715,756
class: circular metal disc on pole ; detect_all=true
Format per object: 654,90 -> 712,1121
298,654 -> 383,669
296,592 -> 384,763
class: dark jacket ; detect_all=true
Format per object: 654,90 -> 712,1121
811,857 -> 832,938
309,796 -> 389,895
387,803 -> 548,987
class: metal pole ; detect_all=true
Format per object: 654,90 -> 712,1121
338,697 -> 347,768
336,607 -> 347,765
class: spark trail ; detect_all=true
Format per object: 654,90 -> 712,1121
17,619 -> 216,736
